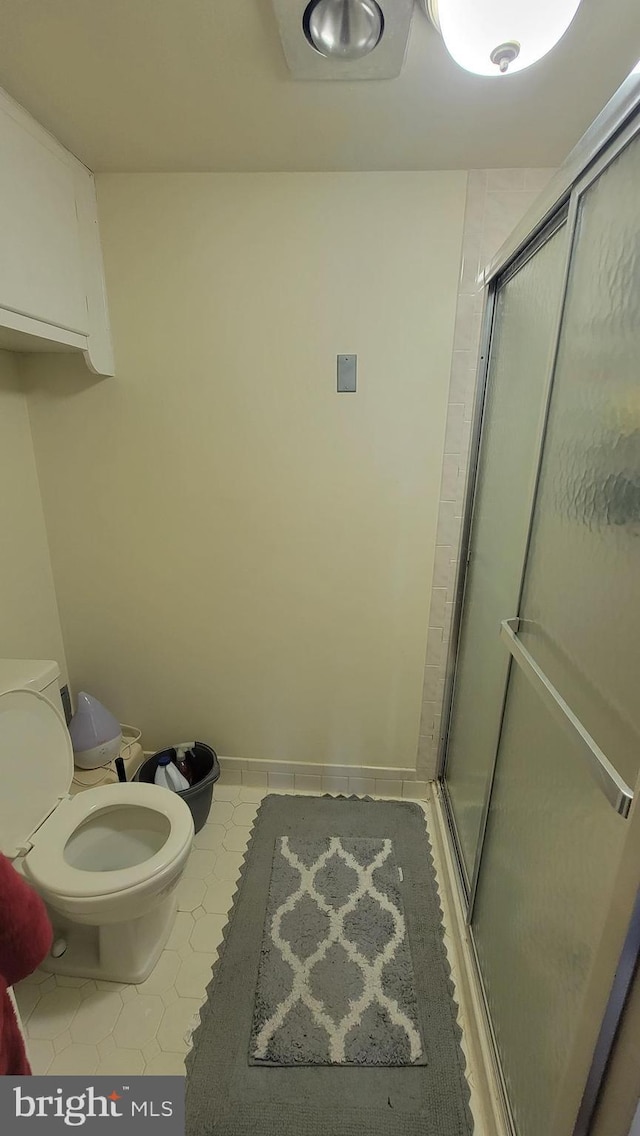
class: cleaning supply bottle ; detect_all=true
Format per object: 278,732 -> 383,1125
154,753 -> 189,792
174,743 -> 195,786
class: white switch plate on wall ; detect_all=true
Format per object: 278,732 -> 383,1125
337,353 -> 357,392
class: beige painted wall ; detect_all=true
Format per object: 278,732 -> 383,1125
0,351 -> 67,676
24,172 -> 466,767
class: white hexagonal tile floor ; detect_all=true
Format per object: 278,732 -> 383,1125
202,877 -> 236,915
222,825 -> 252,852
190,913 -> 226,954
69,991 -> 123,1045
15,780 -> 487,1124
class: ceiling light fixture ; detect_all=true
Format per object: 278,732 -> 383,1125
304,0 -> 384,62
421,0 -> 583,76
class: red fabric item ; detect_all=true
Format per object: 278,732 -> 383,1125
0,853 -> 52,1075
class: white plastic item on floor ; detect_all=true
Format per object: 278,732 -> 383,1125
155,755 -> 190,792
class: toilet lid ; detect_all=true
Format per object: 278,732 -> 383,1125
0,688 -> 74,858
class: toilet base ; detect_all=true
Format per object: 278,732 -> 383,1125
41,891 -> 179,984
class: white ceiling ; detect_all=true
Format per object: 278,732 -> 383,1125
0,0 -> 638,173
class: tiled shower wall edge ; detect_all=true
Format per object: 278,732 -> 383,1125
417,167 -> 556,782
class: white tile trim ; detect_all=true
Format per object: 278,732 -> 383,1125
143,753 -> 425,797
216,755 -> 417,782
215,756 -> 426,798
144,753 -> 415,781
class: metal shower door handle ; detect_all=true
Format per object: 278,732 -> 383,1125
500,618 -> 634,818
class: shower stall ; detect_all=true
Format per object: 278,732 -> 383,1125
437,68 -> 640,1136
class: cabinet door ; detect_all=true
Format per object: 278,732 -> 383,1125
0,106 -> 88,334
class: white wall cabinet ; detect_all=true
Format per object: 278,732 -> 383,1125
0,88 -> 114,376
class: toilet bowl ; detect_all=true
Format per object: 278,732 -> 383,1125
0,684 -> 194,983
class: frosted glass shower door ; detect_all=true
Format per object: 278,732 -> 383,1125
443,224 -> 567,888
472,128 -> 640,1136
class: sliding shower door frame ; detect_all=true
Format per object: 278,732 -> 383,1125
437,70 -> 640,920
437,281 -> 497,903
465,201 -> 575,918
437,205 -> 571,911
436,79 -> 640,1136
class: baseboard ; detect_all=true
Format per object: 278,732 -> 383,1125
141,752 -> 429,799
217,755 -> 429,800
429,782 -> 513,1136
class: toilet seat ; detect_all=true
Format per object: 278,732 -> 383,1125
25,782 -> 194,899
0,687 -> 75,860
0,686 -> 193,904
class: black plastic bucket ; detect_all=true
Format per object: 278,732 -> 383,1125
135,742 -> 220,833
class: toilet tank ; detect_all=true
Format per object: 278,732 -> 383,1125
0,658 -> 63,715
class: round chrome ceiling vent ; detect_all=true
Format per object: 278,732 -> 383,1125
304,0 -> 384,62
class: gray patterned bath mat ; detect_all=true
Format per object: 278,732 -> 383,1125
186,795 -> 473,1136
250,835 -> 425,1066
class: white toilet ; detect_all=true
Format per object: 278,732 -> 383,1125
0,661 -> 194,983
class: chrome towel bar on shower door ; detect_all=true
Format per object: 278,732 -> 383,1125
500,618 -> 634,818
